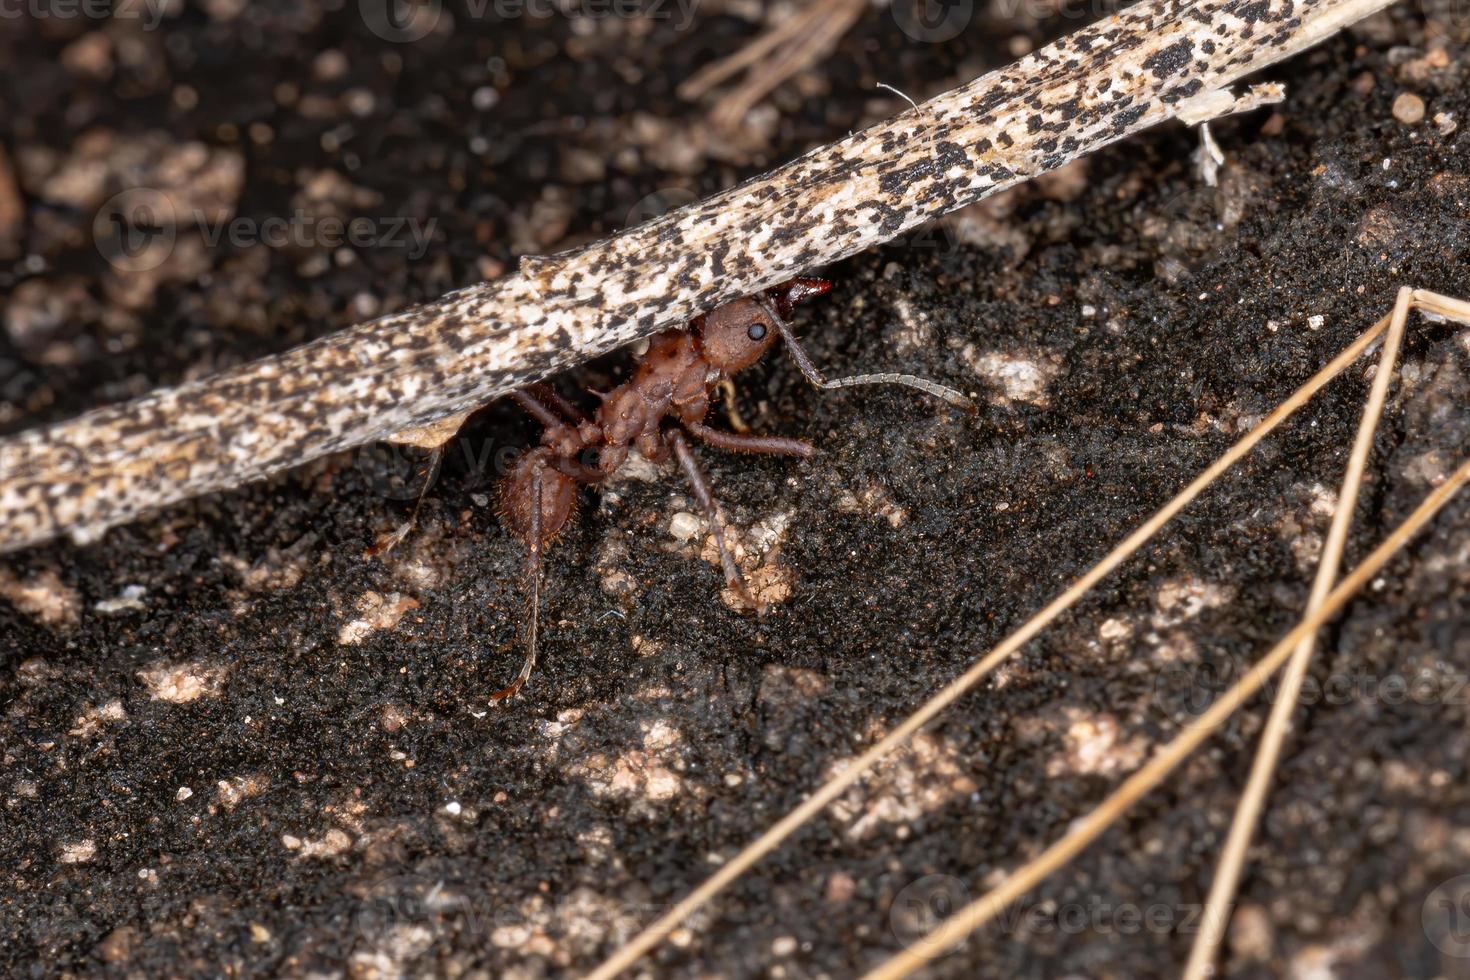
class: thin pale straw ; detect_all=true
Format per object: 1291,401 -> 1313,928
1180,285 -> 1412,978
862,453 -> 1470,979
589,291 -> 1468,979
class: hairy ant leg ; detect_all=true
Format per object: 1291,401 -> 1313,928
368,446 -> 446,554
512,387 -> 603,471
510,389 -> 570,429
551,456 -> 606,484
523,383 -> 588,424
666,428 -> 761,613
684,420 -> 814,458
365,443 -> 449,558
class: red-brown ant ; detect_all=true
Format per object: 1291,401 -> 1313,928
376,278 -> 972,700
489,277 -> 977,699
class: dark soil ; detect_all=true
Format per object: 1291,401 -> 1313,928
2,3 -> 1470,978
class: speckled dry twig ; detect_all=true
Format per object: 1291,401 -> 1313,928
0,0 -> 1395,554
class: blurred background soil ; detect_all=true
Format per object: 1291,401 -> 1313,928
2,1 -> 1469,977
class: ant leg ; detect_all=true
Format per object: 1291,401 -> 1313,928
551,456 -> 606,484
685,420 -> 815,458
753,295 -> 977,413
366,445 -> 445,558
407,447 -> 444,523
666,428 -> 761,613
525,383 -> 587,423
715,378 -> 752,433
491,460 -> 543,701
510,389 -> 566,430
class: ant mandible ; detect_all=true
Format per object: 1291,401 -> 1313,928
378,277 -> 973,700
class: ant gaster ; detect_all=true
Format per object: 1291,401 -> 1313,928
379,278 -> 973,700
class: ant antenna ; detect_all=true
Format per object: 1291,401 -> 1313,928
755,296 -> 976,412
491,462 -> 542,701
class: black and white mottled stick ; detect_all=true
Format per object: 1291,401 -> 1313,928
0,0 -> 1393,554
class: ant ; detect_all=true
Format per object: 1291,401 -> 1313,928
378,278 -> 973,700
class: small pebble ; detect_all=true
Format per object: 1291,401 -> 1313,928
1392,92 -> 1425,125
669,511 -> 701,542
59,840 -> 97,864
95,926 -> 136,963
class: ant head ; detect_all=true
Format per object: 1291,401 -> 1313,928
699,297 -> 780,375
698,277 -> 832,376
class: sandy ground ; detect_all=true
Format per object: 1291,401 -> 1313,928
2,2 -> 1470,978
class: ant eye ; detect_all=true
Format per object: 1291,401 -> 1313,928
746,323 -> 767,342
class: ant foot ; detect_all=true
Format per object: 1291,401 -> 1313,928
363,520 -> 415,559
720,563 -> 792,616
